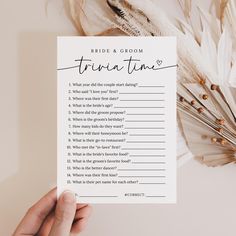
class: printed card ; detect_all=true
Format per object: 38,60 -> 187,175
57,37 -> 176,203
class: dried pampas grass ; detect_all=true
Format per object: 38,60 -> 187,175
65,0 -> 236,167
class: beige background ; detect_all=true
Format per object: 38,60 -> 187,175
0,0 -> 236,235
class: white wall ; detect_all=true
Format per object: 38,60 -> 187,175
0,1 -> 236,235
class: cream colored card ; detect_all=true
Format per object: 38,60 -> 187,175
57,36 -> 176,203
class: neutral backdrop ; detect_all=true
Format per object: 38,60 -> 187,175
1,0 -> 236,236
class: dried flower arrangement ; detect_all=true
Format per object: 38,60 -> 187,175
65,0 -> 236,166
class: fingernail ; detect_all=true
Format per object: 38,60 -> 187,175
62,191 -> 76,203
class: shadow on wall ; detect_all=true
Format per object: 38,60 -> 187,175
0,32 -> 57,234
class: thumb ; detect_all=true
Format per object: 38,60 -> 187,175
49,191 -> 76,236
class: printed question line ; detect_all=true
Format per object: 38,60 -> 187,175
138,85 -> 165,88
118,176 -> 166,178
126,114 -> 165,115
129,134 -> 166,136
120,100 -> 165,101
119,92 -> 165,94
139,183 -> 166,185
117,169 -> 166,171
125,127 -> 165,129
132,162 -> 166,164
125,120 -> 165,122
129,155 -> 166,157
126,141 -> 166,143
121,148 -> 166,150
114,106 -> 165,108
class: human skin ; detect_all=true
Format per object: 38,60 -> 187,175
13,188 -> 92,236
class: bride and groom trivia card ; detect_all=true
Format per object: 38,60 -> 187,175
57,37 -> 176,203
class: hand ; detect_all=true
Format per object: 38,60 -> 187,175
13,188 -> 92,236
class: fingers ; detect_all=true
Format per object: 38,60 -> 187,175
13,189 -> 91,236
37,211 -> 55,236
72,218 -> 88,234
38,203 -> 92,235
13,188 -> 57,235
71,205 -> 92,234
49,191 -> 76,236
76,203 -> 88,210
75,205 -> 92,219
